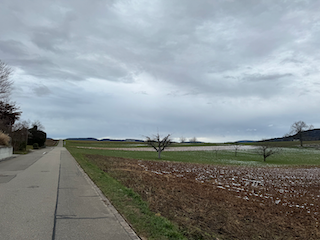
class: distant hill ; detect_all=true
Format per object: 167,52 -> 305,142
67,138 -> 98,141
67,130 -> 320,144
124,139 -> 145,142
98,138 -> 144,142
262,128 -> 320,142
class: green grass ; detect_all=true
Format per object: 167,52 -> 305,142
13,145 -> 34,154
65,140 -> 320,239
67,140 -> 222,148
67,140 -> 320,166
67,140 -> 148,148
66,143 -> 186,240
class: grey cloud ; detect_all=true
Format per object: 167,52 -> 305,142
0,40 -> 29,57
32,85 -> 52,97
14,58 -> 83,81
134,91 -> 148,95
31,26 -> 70,52
3,0 -> 320,141
243,73 -> 293,82
281,58 -> 304,65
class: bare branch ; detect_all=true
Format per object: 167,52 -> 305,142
289,121 -> 311,147
12,120 -> 30,132
233,145 -> 241,157
256,144 -> 280,161
0,100 -> 21,133
32,120 -> 45,131
145,136 -> 159,152
0,61 -> 13,100
145,133 -> 171,159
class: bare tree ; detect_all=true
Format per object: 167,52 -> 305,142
11,120 -> 29,151
180,136 -> 186,143
233,145 -> 241,157
289,121 -> 313,147
256,144 -> 279,162
0,60 -> 24,151
0,60 -> 13,101
32,120 -> 45,131
189,137 -> 197,143
0,60 -> 21,134
214,149 -> 218,158
146,133 -> 171,159
0,100 -> 21,133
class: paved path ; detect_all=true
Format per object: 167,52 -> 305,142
0,140 -> 139,240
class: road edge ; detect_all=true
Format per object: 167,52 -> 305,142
65,149 -> 141,240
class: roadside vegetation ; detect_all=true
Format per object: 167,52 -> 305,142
67,142 -> 186,240
12,139 -> 58,154
66,140 -> 320,239
0,130 -> 10,146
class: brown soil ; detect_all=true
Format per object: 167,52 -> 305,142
45,139 -> 59,146
86,154 -> 320,240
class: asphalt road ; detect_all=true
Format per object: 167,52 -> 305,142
0,141 -> 139,240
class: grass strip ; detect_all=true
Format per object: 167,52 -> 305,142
66,146 -> 186,240
66,144 -> 320,166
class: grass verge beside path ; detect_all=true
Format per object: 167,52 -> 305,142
66,146 -> 186,240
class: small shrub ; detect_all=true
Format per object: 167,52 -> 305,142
33,143 -> 39,149
18,141 -> 26,151
0,131 -> 10,146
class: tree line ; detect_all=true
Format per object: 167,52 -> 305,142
0,60 -> 46,151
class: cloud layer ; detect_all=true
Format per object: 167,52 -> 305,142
1,0 -> 320,142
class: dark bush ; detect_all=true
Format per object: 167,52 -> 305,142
28,126 -> 46,147
18,141 -> 26,151
33,143 -> 39,149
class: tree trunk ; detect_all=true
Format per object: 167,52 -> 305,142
158,150 -> 161,159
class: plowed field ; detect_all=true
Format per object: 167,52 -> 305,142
86,154 -> 320,240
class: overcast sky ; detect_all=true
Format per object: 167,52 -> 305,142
1,0 -> 320,142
